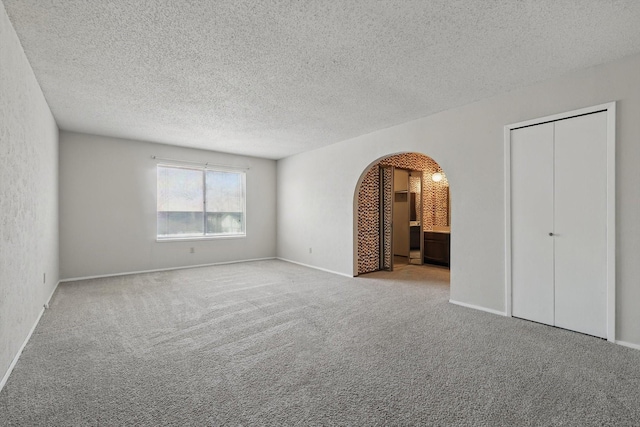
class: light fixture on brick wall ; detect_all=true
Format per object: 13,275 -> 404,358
431,172 -> 443,182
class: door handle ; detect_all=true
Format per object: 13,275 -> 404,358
549,232 -> 554,236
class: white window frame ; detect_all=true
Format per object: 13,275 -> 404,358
156,164 -> 247,241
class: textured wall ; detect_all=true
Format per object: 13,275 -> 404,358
277,53 -> 640,347
0,3 -> 59,382
356,153 -> 448,274
59,132 -> 277,279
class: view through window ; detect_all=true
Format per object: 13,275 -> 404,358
157,165 -> 246,238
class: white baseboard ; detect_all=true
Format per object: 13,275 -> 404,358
449,302 -> 640,351
60,257 -> 277,282
277,258 -> 354,278
0,280 -> 60,392
616,340 -> 640,351
449,299 -> 507,317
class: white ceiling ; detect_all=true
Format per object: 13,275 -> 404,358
4,1 -> 640,159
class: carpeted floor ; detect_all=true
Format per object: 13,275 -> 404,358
1,260 -> 639,426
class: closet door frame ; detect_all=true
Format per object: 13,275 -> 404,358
504,102 -> 616,342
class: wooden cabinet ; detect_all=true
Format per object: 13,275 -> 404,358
410,225 -> 421,250
424,231 -> 450,267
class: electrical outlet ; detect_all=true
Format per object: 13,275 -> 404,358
309,247 -> 312,254
43,273 -> 46,283
190,247 -> 195,254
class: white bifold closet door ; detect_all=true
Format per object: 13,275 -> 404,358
511,122 -> 555,326
511,111 -> 607,338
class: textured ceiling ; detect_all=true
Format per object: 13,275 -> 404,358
4,1 -> 640,159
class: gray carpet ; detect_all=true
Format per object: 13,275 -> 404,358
1,260 -> 639,426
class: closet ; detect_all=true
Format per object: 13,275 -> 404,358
509,106 -> 614,339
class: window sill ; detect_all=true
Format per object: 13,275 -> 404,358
156,234 -> 246,243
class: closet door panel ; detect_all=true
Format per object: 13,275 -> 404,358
553,112 -> 607,338
511,123 -> 555,326
379,166 -> 394,271
393,169 -> 410,257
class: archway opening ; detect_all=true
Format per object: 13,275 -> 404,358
355,152 -> 450,276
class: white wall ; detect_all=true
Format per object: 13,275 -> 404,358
277,53 -> 640,347
0,4 -> 59,383
60,132 -> 276,279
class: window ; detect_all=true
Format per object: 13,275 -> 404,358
157,165 -> 246,239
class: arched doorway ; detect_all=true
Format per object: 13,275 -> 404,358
354,152 -> 450,275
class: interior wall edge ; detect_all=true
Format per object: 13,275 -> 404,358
0,2 -> 60,390
449,299 -> 507,317
615,340 -> 640,351
277,257 -> 354,278
0,279 -> 60,393
59,257 -> 277,283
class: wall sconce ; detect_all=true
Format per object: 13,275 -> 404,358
432,172 -> 444,182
